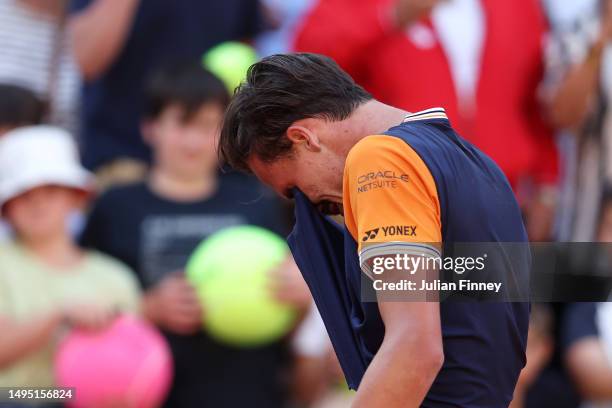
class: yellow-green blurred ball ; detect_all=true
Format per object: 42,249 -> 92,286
186,225 -> 297,347
202,42 -> 258,95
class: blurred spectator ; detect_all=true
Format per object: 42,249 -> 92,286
0,126 -> 140,388
0,0 -> 80,134
80,62 -> 306,407
527,2 -> 612,406
0,84 -> 45,136
292,305 -> 333,406
68,0 -> 264,185
526,303 -> 583,408
526,244 -> 612,408
542,0 -> 612,242
554,190 -> 612,408
291,305 -> 356,408
511,304 -> 554,408
294,0 -> 558,239
0,85 -> 45,242
563,302 -> 612,407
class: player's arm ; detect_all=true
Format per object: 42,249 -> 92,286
353,300 -> 443,407
343,135 -> 444,406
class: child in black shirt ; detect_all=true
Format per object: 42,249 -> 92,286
81,62 -> 308,408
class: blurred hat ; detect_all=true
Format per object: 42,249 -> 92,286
0,126 -> 93,208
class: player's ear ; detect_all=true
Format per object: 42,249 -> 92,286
286,123 -> 321,153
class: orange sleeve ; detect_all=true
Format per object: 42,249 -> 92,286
343,135 -> 442,272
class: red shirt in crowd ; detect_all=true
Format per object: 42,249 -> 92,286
294,0 -> 558,189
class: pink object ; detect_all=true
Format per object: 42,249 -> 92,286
55,315 -> 173,408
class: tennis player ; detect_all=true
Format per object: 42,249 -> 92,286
219,53 -> 529,407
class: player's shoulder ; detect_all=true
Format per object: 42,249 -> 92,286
347,108 -> 451,162
344,133 -> 439,201
345,133 -> 433,179
346,134 -> 409,166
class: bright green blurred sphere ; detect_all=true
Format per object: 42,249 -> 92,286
186,225 -> 296,347
202,42 -> 258,95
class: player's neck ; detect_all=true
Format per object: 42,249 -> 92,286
349,100 -> 408,144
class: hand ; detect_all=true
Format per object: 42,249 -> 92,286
268,257 -> 312,309
143,272 -> 203,335
62,304 -> 117,331
391,0 -> 442,28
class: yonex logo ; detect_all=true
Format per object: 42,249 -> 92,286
382,225 -> 417,237
362,228 -> 380,242
362,225 -> 418,242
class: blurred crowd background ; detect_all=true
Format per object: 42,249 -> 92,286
0,0 -> 612,407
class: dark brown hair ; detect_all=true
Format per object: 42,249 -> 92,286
0,84 -> 45,128
219,53 -> 371,171
144,60 -> 230,122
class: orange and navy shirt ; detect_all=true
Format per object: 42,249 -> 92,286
340,108 -> 529,406
343,109 -> 450,276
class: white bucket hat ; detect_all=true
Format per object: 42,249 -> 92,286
0,126 -> 93,208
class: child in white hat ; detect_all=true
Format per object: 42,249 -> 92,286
0,126 -> 141,388
0,84 -> 46,242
